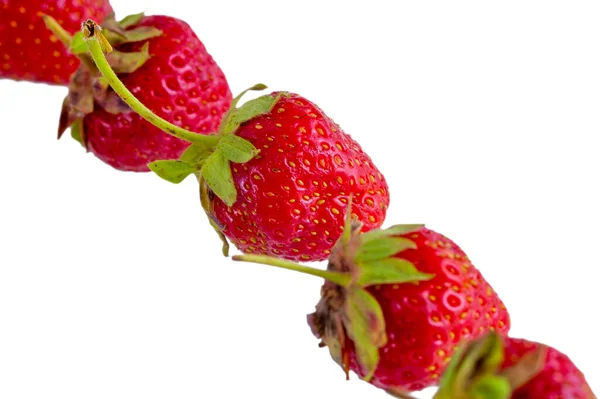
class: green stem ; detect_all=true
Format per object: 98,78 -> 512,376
42,15 -> 72,47
232,254 -> 351,287
81,20 -> 218,147
42,15 -> 97,71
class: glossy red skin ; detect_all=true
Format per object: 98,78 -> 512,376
210,93 -> 390,262
0,0 -> 113,85
502,337 -> 596,399
348,228 -> 510,392
83,15 -> 232,171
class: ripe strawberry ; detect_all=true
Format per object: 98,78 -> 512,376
0,0 -> 113,85
58,15 -> 232,172
433,331 -> 596,399
205,92 -> 389,262
232,214 -> 510,394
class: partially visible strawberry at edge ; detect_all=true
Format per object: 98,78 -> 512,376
503,337 -> 596,399
432,332 -> 596,399
0,0 -> 113,85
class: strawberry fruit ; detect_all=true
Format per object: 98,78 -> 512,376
203,91 -> 390,262
0,0 -> 113,85
58,14 -> 232,172
232,210 -> 510,393
433,331 -> 596,399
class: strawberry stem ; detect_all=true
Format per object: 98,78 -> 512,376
42,15 -> 98,73
81,19 -> 218,147
232,255 -> 351,286
42,15 -> 73,47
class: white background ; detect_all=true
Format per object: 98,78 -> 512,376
1,1 -> 598,398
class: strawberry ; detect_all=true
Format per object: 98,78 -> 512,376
58,14 -> 232,172
432,331 -> 596,399
232,211 -> 510,394
0,0 -> 113,85
82,21 -> 387,260
203,91 -> 390,262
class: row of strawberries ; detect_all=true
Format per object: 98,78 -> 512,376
1,1 -> 595,398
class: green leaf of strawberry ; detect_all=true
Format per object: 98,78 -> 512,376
356,258 -> 434,287
179,143 -> 213,164
148,160 -> 201,184
343,287 -> 387,381
98,13 -> 161,45
356,236 -> 416,263
104,26 -> 163,47
216,83 -> 267,131
216,134 -> 260,163
107,43 -> 151,74
119,12 -> 145,28
202,152 -> 236,206
360,224 -> 425,242
224,93 -> 283,134
230,83 -> 268,108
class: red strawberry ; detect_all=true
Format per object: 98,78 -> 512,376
433,332 -> 596,399
58,15 -> 232,172
205,91 -> 390,262
232,215 -> 510,394
0,0 -> 113,85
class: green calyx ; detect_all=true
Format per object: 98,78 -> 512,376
147,85 -> 285,207
64,12 -> 161,55
433,332 -> 547,399
233,200 -> 434,382
50,14 -> 163,148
